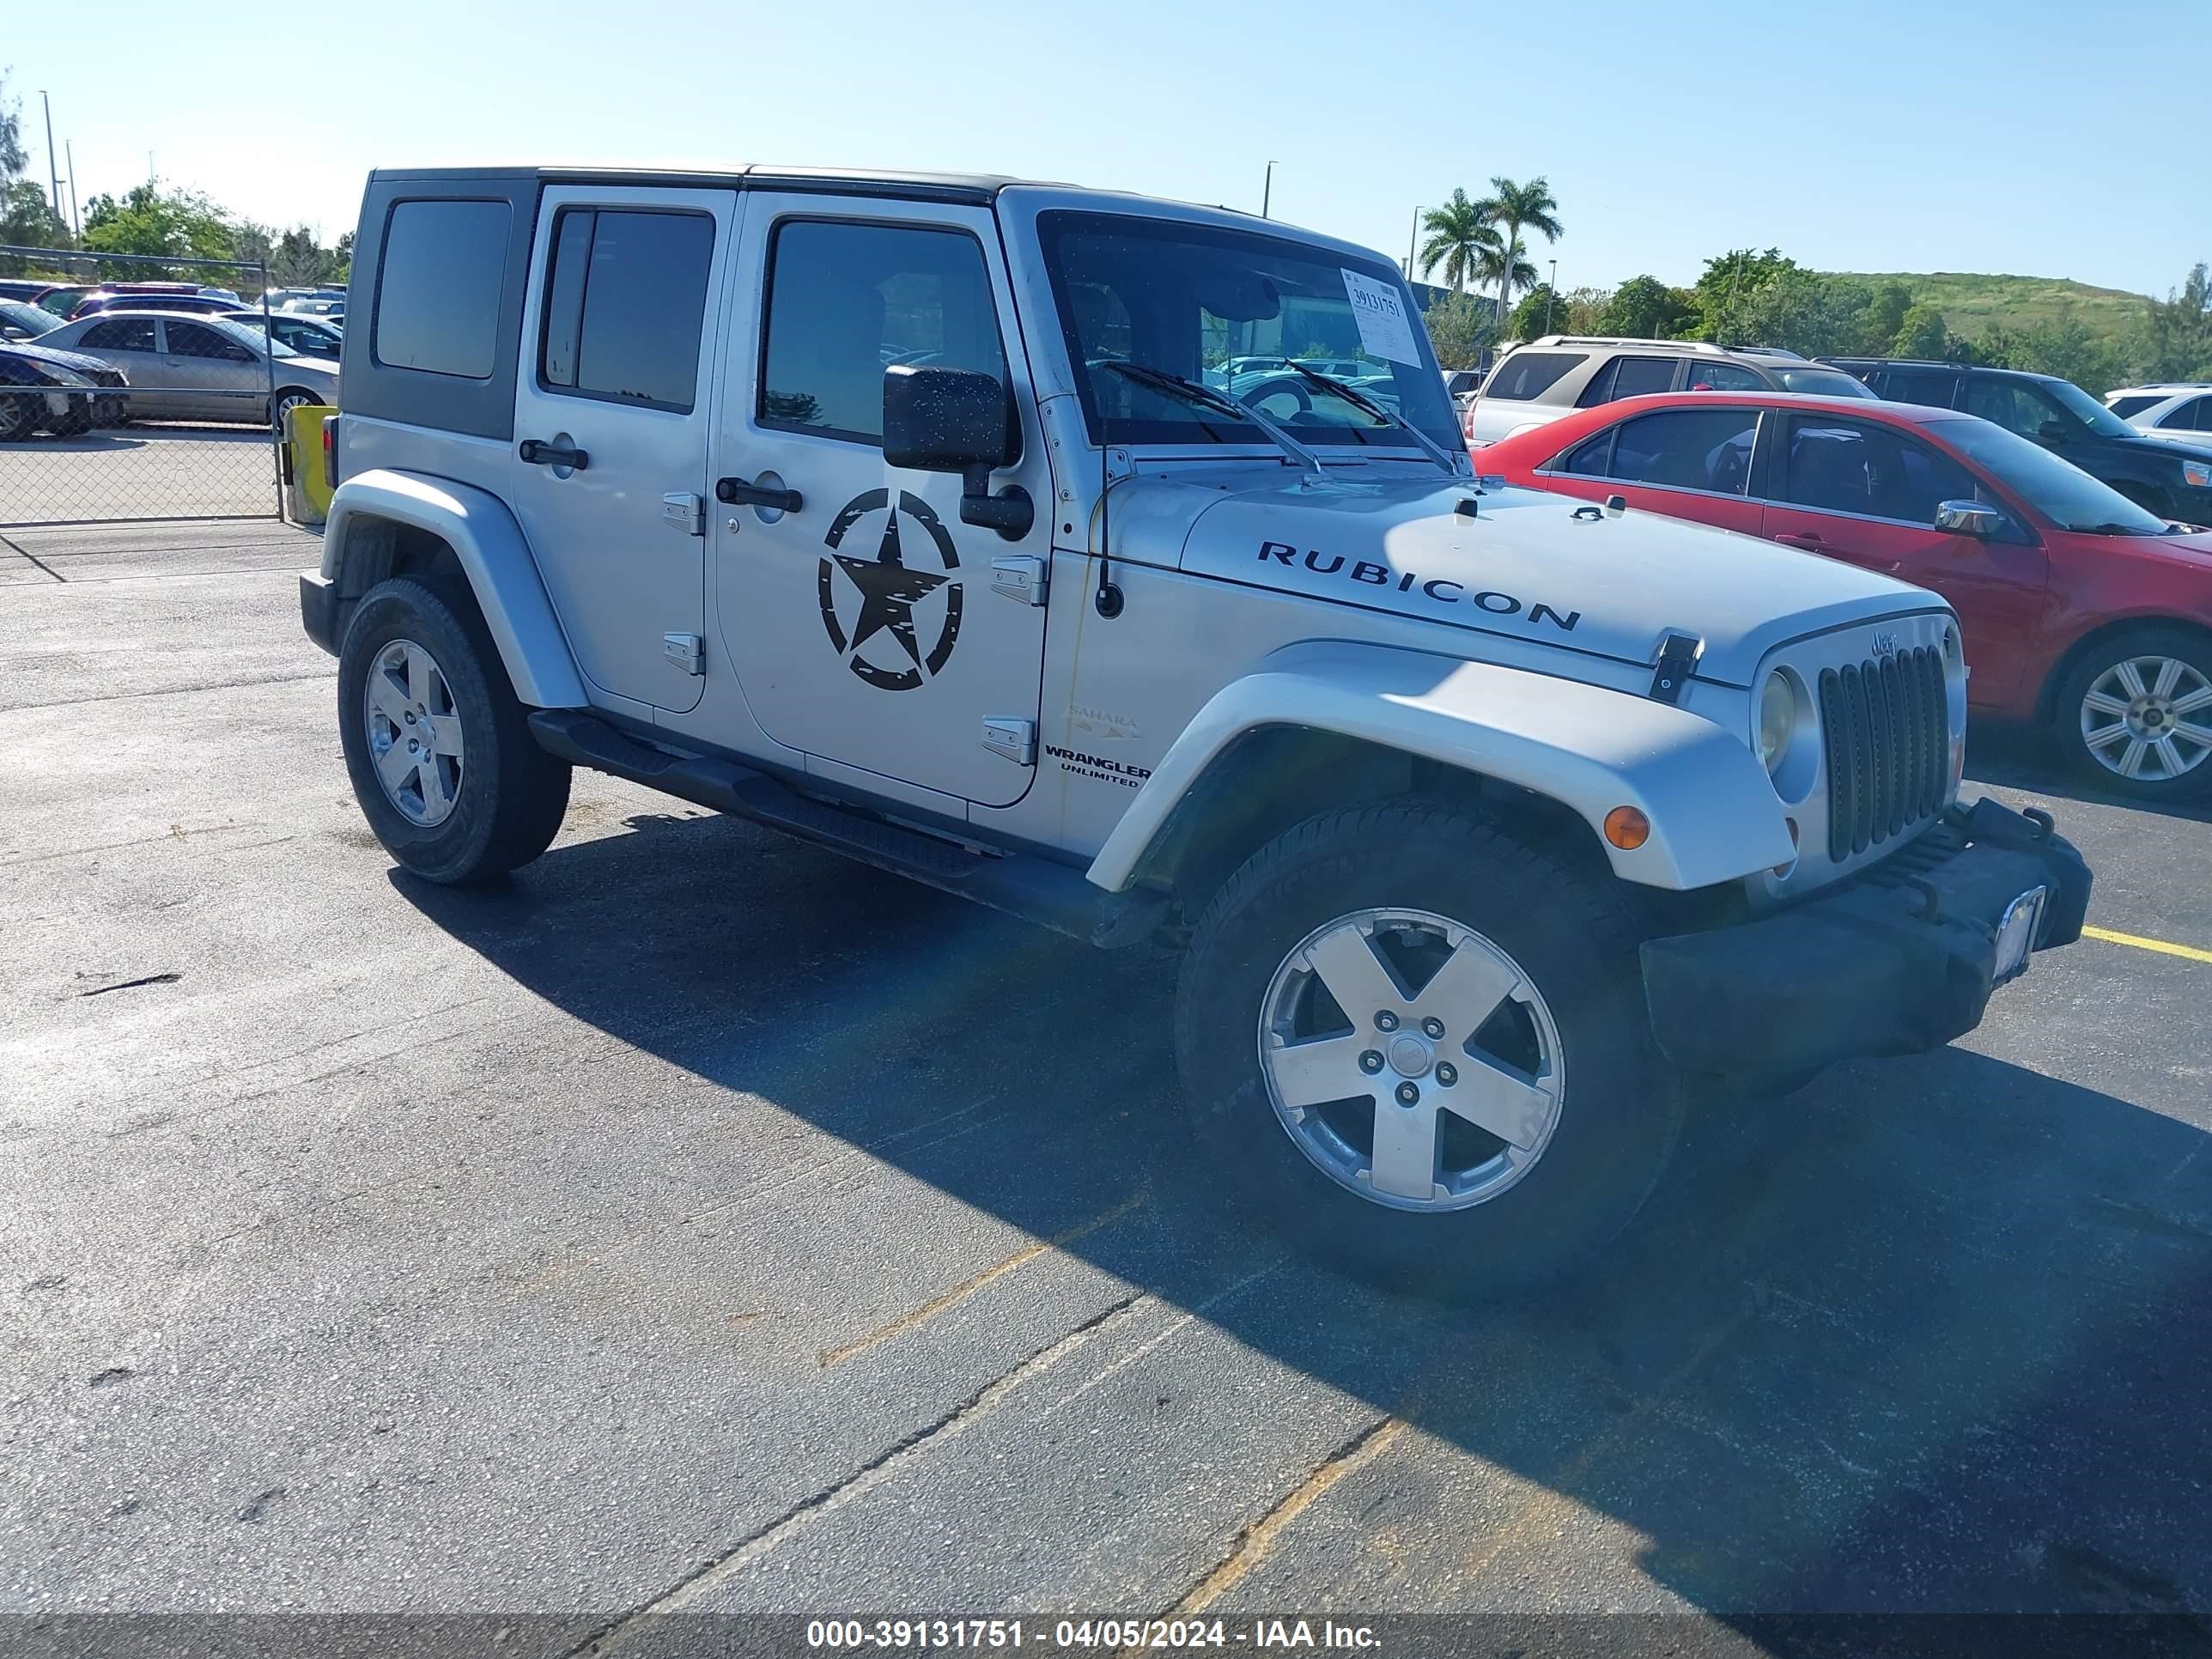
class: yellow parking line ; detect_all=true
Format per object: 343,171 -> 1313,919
2083,926 -> 2212,966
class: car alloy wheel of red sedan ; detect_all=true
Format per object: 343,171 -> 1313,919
1474,392 -> 2212,802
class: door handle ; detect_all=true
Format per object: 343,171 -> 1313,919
1775,532 -> 1824,549
715,475 -> 803,514
519,438 -> 589,470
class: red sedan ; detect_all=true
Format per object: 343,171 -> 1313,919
1478,392 -> 2212,802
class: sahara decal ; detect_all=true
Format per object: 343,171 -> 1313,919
1045,744 -> 1153,790
819,489 -> 964,691
1256,541 -> 1581,631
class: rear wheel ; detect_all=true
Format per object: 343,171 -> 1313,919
1173,802 -> 1681,1295
271,386 -> 321,431
2054,627 -> 2212,802
337,577 -> 572,883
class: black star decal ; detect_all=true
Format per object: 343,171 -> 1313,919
834,507 -> 946,670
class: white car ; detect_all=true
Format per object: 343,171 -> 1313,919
2105,383 -> 2212,453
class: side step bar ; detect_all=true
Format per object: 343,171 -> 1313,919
527,710 -> 1167,949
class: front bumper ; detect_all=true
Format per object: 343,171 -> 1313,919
1641,798 -> 2091,1078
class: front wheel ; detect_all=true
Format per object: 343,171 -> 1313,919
2054,628 -> 2212,802
1173,803 -> 1682,1295
337,577 -> 572,883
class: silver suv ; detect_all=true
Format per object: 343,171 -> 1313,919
299,165 -> 2088,1292
1466,336 -> 1875,448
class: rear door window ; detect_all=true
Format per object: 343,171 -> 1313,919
1685,362 -> 1764,392
538,207 -> 717,413
1883,368 -> 1963,409
1781,415 -> 1978,523
1483,350 -> 1583,402
1581,355 -> 1678,406
2160,396 -> 2211,432
1565,407 -> 1759,495
80,318 -> 158,353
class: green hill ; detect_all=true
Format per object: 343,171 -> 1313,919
1824,270 -> 2149,339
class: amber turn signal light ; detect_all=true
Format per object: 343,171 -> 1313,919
1603,805 -> 1650,850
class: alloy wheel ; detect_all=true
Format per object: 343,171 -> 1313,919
1256,908 -> 1565,1212
363,638 -> 465,826
2079,655 -> 2212,783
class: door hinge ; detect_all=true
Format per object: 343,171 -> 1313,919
989,554 -> 1048,606
661,492 -> 705,537
662,633 -> 705,677
981,717 -> 1036,766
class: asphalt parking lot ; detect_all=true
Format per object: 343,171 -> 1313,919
0,428 -> 281,526
3,520 -> 2209,1654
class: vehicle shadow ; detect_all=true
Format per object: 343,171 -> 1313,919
392,811 -> 2212,1620
1968,723 -> 2212,827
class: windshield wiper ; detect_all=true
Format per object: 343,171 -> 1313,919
1098,361 -> 1323,481
1280,361 -> 1467,477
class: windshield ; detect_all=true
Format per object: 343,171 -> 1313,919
1937,416 -> 2175,535
1776,366 -> 1875,398
2041,377 -> 2138,438
1039,210 -> 1461,455
0,301 -> 55,336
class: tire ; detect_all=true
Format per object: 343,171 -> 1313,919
0,393 -> 37,441
1173,801 -> 1682,1296
337,577 -> 572,883
270,386 -> 321,431
2052,626 -> 2212,802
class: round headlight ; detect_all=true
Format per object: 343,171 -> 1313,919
1758,671 -> 1796,771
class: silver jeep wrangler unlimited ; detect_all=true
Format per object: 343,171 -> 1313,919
301,166 -> 2090,1289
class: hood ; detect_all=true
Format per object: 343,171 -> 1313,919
2126,427 -> 2212,460
1150,469 -> 1945,686
2,341 -> 112,375
278,354 -> 341,382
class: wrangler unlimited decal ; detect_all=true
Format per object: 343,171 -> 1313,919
1258,542 -> 1581,632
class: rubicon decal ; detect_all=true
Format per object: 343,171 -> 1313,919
820,489 -> 963,691
1258,541 -> 1581,631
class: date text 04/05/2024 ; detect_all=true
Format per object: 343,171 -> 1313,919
805,1618 -> 1382,1650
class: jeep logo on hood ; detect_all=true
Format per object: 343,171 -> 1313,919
1257,540 -> 1581,632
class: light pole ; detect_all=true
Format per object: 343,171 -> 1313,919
39,91 -> 59,219
1405,205 -> 1424,282
1544,258 -> 1558,336
1261,161 -> 1275,219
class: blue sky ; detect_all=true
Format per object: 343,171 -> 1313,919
16,0 -> 2208,297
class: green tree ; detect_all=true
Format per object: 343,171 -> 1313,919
1506,283 -> 1564,342
1596,274 -> 1694,339
1893,301 -> 1953,360
1473,175 -> 1563,328
0,70 -> 27,184
1863,282 -> 1913,352
82,184 -> 236,262
1559,285 -> 1610,334
0,178 -> 69,271
1416,189 -> 1503,294
1689,247 -> 1797,341
2144,263 -> 2212,380
1420,291 -> 1495,370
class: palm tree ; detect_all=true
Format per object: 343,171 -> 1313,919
1416,190 -> 1504,295
1474,176 -> 1563,329
1474,243 -> 1537,329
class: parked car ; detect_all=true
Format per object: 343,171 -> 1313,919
70,290 -> 246,321
1480,390 -> 2212,801
1466,336 -> 1875,448
36,280 -> 197,319
221,308 -> 343,361
37,311 -> 337,427
1819,358 -> 2212,523
0,278 -> 59,302
2101,383 -> 2212,452
0,341 -> 129,438
0,299 -> 60,340
1443,367 -> 1485,403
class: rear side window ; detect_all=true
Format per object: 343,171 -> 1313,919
81,318 -> 157,352
758,218 -> 1006,446
2107,394 -> 2162,420
538,208 -> 717,413
2160,396 -> 2212,432
1483,351 -> 1583,403
374,198 -> 510,380
1608,356 -> 1679,399
1555,407 -> 1759,495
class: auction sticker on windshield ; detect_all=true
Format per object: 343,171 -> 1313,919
1342,270 -> 1421,365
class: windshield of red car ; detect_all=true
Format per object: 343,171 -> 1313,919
1937,416 -> 2175,535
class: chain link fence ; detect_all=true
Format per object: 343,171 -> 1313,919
0,246 -> 330,527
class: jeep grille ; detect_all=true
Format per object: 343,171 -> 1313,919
1817,647 -> 1949,861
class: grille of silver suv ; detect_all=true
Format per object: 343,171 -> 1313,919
1816,647 -> 1950,862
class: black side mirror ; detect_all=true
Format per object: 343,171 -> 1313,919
883,365 -> 1032,541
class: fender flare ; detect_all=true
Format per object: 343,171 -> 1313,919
1085,642 -> 1795,894
320,469 -> 586,708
